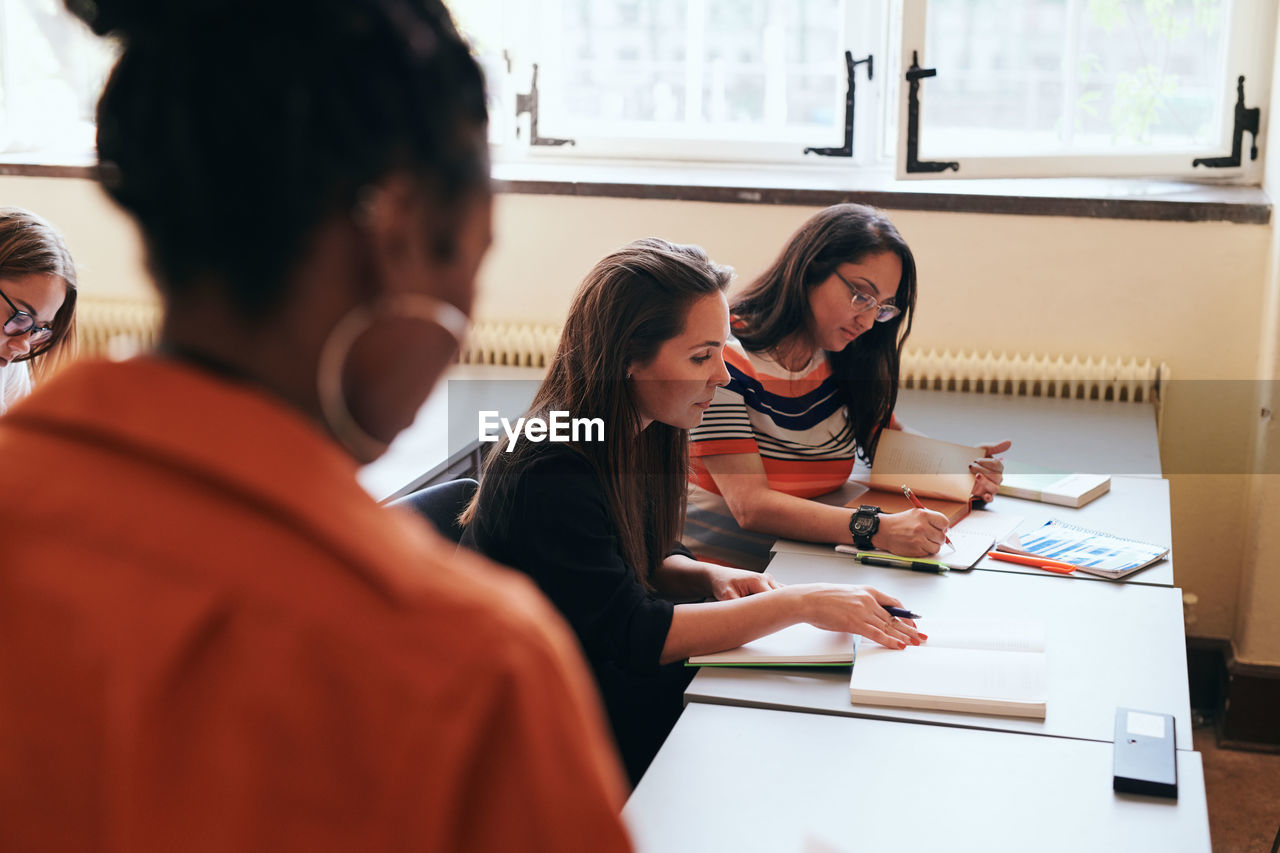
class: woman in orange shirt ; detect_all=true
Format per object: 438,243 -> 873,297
0,1 -> 629,850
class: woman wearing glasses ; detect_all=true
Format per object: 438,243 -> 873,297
684,203 -> 1009,571
0,207 -> 77,415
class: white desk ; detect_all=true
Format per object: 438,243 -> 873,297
624,703 -> 1209,853
686,553 -> 1192,747
776,475 -> 1175,587
896,388 -> 1162,476
358,365 -> 543,501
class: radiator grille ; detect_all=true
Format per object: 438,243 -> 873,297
77,295 -> 161,360
69,305 -> 1168,415
900,349 -> 1165,404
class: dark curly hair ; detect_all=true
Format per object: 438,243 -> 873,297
65,0 -> 489,315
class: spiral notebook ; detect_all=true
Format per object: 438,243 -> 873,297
996,520 -> 1169,579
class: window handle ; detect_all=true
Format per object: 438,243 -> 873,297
515,64 -> 576,148
1192,76 -> 1259,169
804,51 -> 873,158
904,50 -> 959,174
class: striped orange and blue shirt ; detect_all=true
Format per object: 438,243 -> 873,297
685,336 -> 859,570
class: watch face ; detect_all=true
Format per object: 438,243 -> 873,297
853,515 -> 874,534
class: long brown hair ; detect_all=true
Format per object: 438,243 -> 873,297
731,203 -> 916,462
0,207 -> 78,382
463,238 -> 731,589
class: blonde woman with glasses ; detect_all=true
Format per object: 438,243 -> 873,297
0,207 -> 78,415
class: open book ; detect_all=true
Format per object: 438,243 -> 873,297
849,618 -> 1047,719
687,623 -> 855,667
997,520 -> 1169,579
856,431 -> 983,526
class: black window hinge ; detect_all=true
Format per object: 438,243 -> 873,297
804,51 -> 873,158
1193,76 -> 1259,169
904,50 -> 958,174
515,64 -> 575,148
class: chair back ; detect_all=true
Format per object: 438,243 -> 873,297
388,478 -> 478,544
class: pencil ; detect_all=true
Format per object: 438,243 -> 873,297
901,484 -> 954,547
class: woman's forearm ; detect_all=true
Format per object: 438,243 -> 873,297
652,553 -> 715,600
731,488 -> 857,545
659,588 -> 801,665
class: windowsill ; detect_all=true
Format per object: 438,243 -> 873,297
492,160 -> 1272,224
1,156 -> 1269,225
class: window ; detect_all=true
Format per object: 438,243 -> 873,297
450,0 -> 1272,180
454,0 -> 886,163
898,0 -> 1271,179
0,0 -> 116,162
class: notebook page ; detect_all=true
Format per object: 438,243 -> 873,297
953,508 -> 1024,542
688,623 -> 854,665
867,431 -> 981,502
851,645 -> 1047,703
913,618 -> 1045,653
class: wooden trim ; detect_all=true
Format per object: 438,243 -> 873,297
1186,637 -> 1280,752
493,178 -> 1272,224
3,159 -> 1268,225
0,163 -> 96,180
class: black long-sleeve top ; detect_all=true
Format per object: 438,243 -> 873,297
461,443 -> 695,785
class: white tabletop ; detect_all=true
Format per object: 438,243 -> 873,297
895,388 -> 1162,476
624,703 -> 1209,853
686,555 -> 1192,747
775,475 -> 1175,586
358,365 -> 544,501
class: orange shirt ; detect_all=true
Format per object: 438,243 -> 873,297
0,358 -> 631,853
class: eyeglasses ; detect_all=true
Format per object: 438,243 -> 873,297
833,269 -> 902,323
1,285 -> 56,347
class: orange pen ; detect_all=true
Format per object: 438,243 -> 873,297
901,484 -> 953,548
988,550 -> 1078,575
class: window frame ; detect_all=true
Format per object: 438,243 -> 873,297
893,0 -> 1274,181
482,0 -> 893,167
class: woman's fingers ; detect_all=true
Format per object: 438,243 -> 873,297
979,439 -> 1012,456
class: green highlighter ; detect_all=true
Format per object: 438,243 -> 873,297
844,549 -> 949,574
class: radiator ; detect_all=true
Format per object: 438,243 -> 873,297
70,305 -> 1168,421
76,295 -> 161,361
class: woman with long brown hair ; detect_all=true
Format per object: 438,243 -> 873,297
684,204 -> 1010,571
463,237 -> 923,785
0,207 -> 78,415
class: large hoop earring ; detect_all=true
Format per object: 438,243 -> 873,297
317,292 -> 470,461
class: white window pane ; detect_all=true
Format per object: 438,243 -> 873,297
920,0 -> 1231,159
0,0 -> 116,159
547,0 -> 846,143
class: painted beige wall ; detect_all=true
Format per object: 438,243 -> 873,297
2,173 -> 1275,656
1232,6 -> 1280,668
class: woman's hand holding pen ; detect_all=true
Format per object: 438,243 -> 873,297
786,583 -> 925,650
971,439 -> 1013,502
873,509 -> 949,556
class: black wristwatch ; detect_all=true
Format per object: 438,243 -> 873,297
849,504 -> 881,549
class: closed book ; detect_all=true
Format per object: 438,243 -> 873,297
998,471 -> 1111,508
849,618 -> 1047,719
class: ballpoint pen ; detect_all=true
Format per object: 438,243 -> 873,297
988,550 -> 1077,574
902,484 -> 954,547
883,605 -> 922,619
